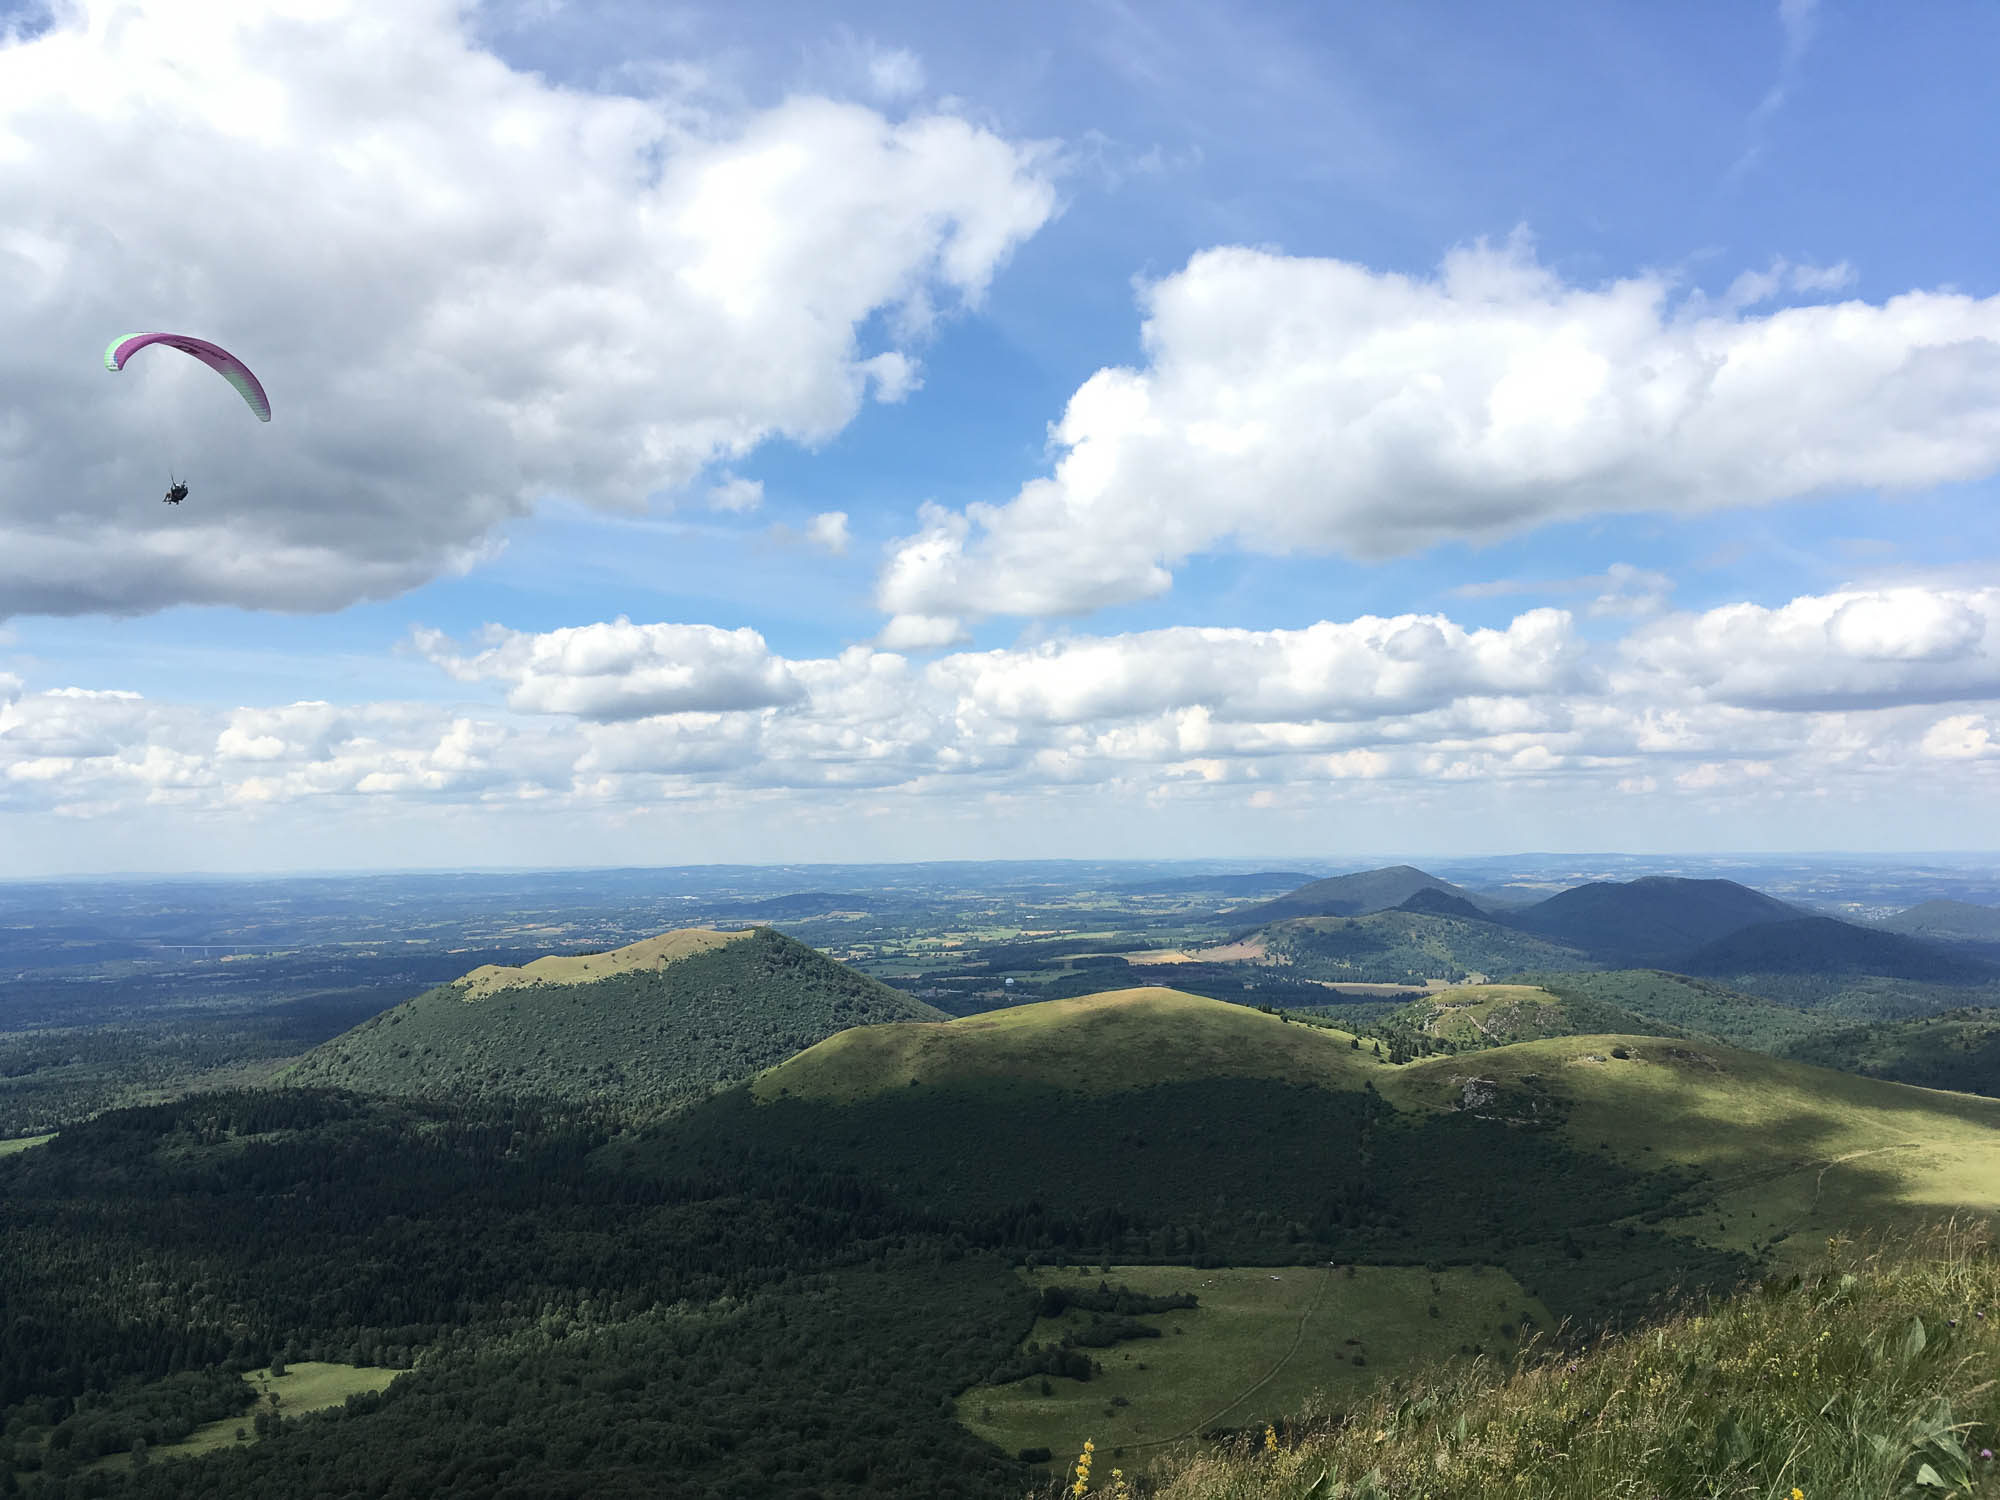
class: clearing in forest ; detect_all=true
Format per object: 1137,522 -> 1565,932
957,1263 -> 1550,1466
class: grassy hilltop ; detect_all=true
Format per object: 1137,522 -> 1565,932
284,925 -> 943,1114
754,987 -> 1381,1101
1378,983 -> 1678,1049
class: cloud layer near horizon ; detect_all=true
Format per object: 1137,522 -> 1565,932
5,586 -> 1995,842
0,0 -> 1056,617
876,241 -> 2000,634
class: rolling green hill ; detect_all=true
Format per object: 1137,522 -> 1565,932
637,987 -> 2000,1337
1256,909 -> 1591,984
1227,866 -> 1486,924
753,986 -> 1378,1102
1381,983 -> 1680,1049
284,926 -> 944,1114
1503,877 -> 1801,967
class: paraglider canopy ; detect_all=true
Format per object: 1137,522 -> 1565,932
104,333 -> 271,422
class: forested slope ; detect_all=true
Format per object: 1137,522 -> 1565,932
284,926 -> 943,1114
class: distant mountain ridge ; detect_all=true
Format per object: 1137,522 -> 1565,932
286,926 -> 944,1114
1221,871 -> 1995,995
1501,877 -> 1802,968
1229,865 -> 1487,924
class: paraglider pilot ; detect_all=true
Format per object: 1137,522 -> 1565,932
163,476 -> 188,505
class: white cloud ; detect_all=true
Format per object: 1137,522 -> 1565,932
877,612 -> 970,650
863,45 -> 926,101
1730,0 -> 1821,182
1721,257 -> 1856,311
1922,714 -> 1997,761
707,475 -> 765,514
416,619 -> 805,720
927,609 -> 1585,726
876,238 -> 2000,622
1620,587 -> 2000,710
7,587 -> 2000,856
805,510 -> 851,556
0,0 -> 1057,617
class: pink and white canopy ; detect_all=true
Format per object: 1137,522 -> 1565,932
104,333 -> 271,422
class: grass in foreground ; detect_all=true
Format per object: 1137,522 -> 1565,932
1066,1220 -> 1998,1499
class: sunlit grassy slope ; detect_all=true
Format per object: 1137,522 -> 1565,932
1384,1034 -> 2000,1260
752,987 -> 1382,1103
753,989 -> 2000,1267
1383,983 -> 1677,1047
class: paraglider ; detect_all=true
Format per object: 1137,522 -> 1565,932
104,333 -> 270,422
104,333 -> 270,507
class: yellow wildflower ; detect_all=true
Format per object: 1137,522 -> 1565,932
1791,1490 -> 1805,1500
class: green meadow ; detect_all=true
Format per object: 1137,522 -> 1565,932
0,1132 -> 53,1156
80,1363 -> 400,1474
958,1263 -> 1551,1466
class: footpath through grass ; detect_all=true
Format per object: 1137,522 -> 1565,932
1065,1220 -> 2000,1500
961,1263 -> 1551,1466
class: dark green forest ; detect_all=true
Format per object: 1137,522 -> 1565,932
281,928 -> 941,1115
1,1090 -> 1042,1498
0,1069 -> 1748,1499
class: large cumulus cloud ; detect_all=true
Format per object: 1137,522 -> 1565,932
0,0 -> 1056,617
1619,587 -> 2000,711
876,239 -> 2000,628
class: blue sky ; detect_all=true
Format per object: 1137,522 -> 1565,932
2,0 -> 1998,872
